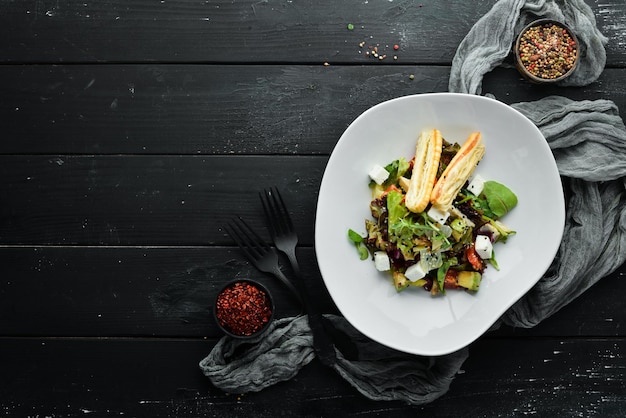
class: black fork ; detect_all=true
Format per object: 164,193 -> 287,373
260,187 -> 358,364
225,216 -> 302,306
259,187 -> 300,275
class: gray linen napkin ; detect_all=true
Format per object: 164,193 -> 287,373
200,315 -> 468,404
200,0 -> 626,405
449,0 -> 607,95
503,97 -> 626,328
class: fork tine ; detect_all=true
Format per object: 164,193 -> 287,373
235,216 -> 267,253
259,190 -> 278,239
272,187 -> 294,232
269,187 -> 288,236
226,221 -> 256,260
227,216 -> 269,260
261,187 -> 293,237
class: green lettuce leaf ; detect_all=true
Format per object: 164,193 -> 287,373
383,158 -> 410,186
482,181 -> 518,218
386,190 -> 407,226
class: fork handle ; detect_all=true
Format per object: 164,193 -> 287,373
283,248 -> 301,278
270,264 -> 303,307
282,248 -> 339,366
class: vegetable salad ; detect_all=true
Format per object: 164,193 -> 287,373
348,133 -> 518,294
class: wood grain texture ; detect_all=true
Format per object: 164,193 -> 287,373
0,246 -> 311,337
0,246 -> 624,339
0,155 -> 324,245
2,65 -> 626,155
2,0 -> 626,416
0,337 -> 624,417
1,0 -> 625,66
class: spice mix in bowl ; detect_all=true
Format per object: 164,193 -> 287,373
214,279 -> 274,339
514,19 -> 578,83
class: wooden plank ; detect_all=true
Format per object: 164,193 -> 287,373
0,64 -> 444,155
2,0 -> 484,63
0,247 -> 314,337
0,246 -> 624,338
492,266 -> 626,338
2,65 -> 626,156
1,1 -> 624,66
0,336 -> 624,417
0,155 -> 325,245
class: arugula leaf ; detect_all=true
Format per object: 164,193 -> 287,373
347,229 -> 369,260
489,249 -> 500,270
348,228 -> 364,244
386,193 -> 454,260
435,257 -> 459,295
436,263 -> 448,295
357,245 -> 369,260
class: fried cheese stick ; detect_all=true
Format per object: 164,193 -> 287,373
405,129 -> 443,213
430,131 -> 485,210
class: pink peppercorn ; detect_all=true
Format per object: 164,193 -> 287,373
215,281 -> 273,337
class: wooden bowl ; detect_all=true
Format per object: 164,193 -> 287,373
514,19 -> 579,84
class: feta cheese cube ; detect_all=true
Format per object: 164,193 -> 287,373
467,174 -> 485,196
427,205 -> 450,224
374,251 -> 391,271
368,164 -> 390,185
405,263 -> 427,282
475,235 -> 493,259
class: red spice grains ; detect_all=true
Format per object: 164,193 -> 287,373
215,281 -> 273,337
517,21 -> 578,80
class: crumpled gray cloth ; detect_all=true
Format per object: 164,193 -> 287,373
449,0 -> 608,95
200,0 -> 626,406
200,316 -> 316,392
200,314 -> 468,404
503,97 -> 626,327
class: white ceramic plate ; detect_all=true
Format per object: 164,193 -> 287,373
315,93 -> 564,356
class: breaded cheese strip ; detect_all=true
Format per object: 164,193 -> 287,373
405,129 -> 443,213
430,132 -> 485,211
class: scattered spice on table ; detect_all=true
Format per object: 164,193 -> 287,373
358,41 -> 399,61
348,24 -> 400,61
517,22 -> 577,80
215,281 -> 272,337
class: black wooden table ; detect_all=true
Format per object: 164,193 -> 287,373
1,1 -> 625,417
